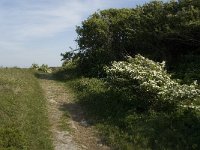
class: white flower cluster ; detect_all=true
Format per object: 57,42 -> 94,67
105,54 -> 200,104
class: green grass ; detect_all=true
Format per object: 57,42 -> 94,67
54,67 -> 200,150
0,68 -> 53,150
58,111 -> 71,131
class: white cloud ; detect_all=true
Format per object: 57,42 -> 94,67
0,0 -> 148,67
1,0 -> 88,39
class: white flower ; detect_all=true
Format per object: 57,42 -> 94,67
105,54 -> 200,105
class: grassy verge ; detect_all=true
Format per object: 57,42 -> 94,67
54,67 -> 200,150
0,68 -> 53,150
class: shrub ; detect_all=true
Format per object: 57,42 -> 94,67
31,63 -> 39,70
105,54 -> 200,111
61,0 -> 200,77
31,64 -> 52,73
38,64 -> 52,73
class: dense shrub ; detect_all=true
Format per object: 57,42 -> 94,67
105,54 -> 200,111
62,0 -> 200,76
171,55 -> 200,83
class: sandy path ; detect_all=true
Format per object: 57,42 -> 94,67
39,75 -> 110,150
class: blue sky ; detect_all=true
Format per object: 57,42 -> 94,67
0,0 -> 152,67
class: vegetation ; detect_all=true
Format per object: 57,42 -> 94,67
105,54 -> 200,112
0,68 -> 53,150
31,64 -> 52,73
62,0 -> 200,77
55,55 -> 200,149
57,0 -> 200,149
2,0 -> 200,150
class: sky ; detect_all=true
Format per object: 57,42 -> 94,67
0,0 -> 153,67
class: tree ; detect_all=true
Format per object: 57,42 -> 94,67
62,0 -> 200,76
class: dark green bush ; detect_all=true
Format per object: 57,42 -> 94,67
62,0 -> 200,76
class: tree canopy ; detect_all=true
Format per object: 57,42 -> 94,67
62,0 -> 200,76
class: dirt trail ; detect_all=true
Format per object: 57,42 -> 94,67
39,75 -> 110,150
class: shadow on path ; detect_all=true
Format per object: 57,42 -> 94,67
36,72 -> 110,150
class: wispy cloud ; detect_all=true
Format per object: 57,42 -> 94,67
0,0 -> 149,67
0,0 -> 105,39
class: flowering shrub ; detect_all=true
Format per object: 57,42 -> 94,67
105,54 -> 200,111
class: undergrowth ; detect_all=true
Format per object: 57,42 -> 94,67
54,62 -> 200,150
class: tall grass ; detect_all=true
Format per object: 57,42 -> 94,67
0,68 -> 53,150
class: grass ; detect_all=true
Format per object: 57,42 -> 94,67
0,68 -> 53,150
54,67 -> 200,150
58,111 -> 71,131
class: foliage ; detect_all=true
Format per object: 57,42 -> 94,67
62,0 -> 200,76
56,67 -> 200,150
39,64 -> 52,73
171,55 -> 200,83
0,68 -> 53,150
53,60 -> 80,81
31,63 -> 39,70
105,54 -> 200,111
61,47 -> 80,63
57,0 -> 200,149
31,64 -> 52,73
55,46 -> 200,149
